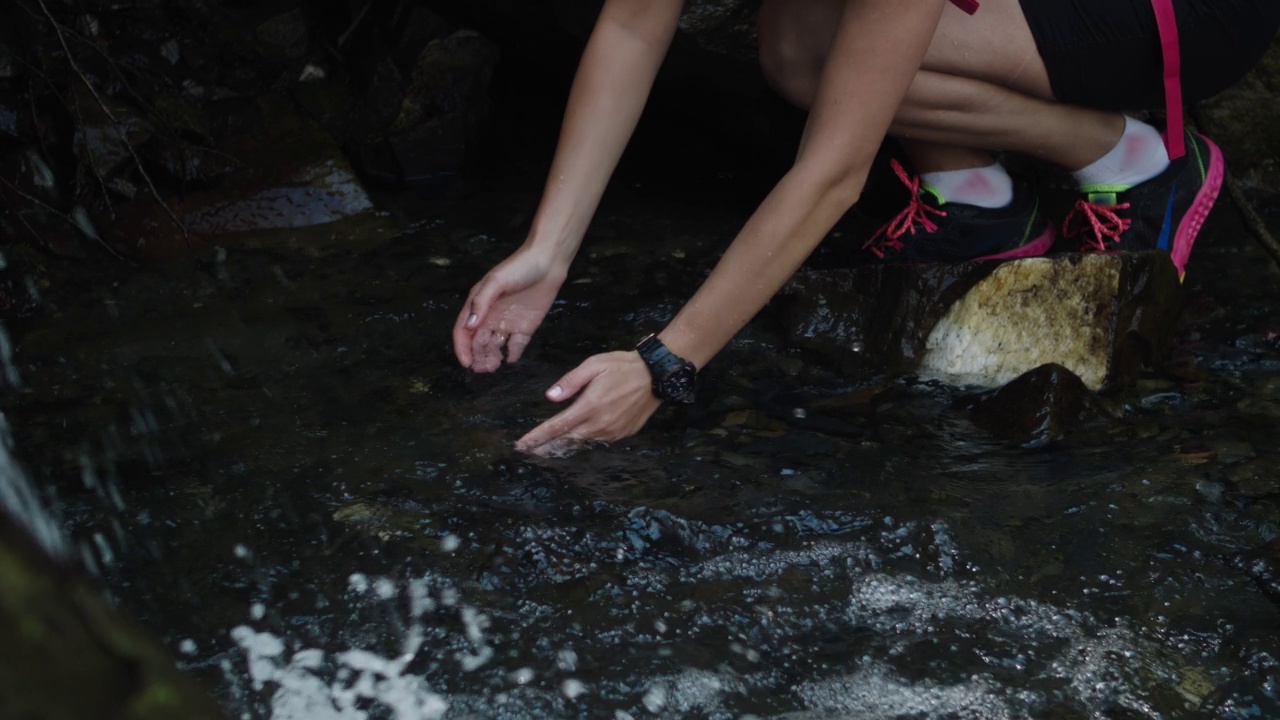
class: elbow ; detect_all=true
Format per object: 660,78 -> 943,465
793,159 -> 867,214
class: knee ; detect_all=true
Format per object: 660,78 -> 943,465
757,3 -> 822,109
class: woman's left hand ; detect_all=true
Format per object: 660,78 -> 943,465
516,351 -> 662,455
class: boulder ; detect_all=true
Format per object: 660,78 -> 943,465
70,86 -> 154,181
1198,38 -> 1280,193
356,27 -> 500,193
105,96 -> 378,258
782,252 -> 1185,391
0,509 -> 223,720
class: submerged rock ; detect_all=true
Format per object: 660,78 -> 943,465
784,252 -> 1184,390
968,363 -> 1093,445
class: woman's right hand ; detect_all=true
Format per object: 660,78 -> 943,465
453,248 -> 567,373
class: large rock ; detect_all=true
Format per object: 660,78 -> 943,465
782,252 -> 1185,391
105,96 -> 378,258
1198,38 -> 1280,193
353,17 -> 501,194
0,508 -> 223,720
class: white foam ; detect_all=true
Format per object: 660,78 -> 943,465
232,626 -> 448,720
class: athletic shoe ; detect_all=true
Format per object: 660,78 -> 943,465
862,160 -> 1056,264
1062,130 -> 1224,280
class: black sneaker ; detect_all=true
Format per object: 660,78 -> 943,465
862,160 -> 1056,264
1062,131 -> 1224,280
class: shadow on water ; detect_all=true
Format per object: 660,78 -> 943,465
4,153 -> 1280,718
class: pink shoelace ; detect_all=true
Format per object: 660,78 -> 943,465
862,159 -> 947,259
1061,0 -> 1183,255
1062,198 -> 1133,253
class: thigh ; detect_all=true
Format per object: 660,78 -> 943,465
1021,0 -> 1280,111
923,0 -> 1055,100
759,0 -> 1055,100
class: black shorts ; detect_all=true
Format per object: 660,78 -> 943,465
1019,0 -> 1280,111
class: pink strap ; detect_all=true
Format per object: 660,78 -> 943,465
1150,0 -> 1185,159
949,0 -> 979,14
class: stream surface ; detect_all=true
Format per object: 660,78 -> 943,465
4,146 -> 1280,719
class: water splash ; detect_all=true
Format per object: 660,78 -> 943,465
232,573 -> 454,720
0,319 -> 67,558
0,414 -> 69,558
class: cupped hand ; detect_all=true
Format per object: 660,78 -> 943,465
515,351 -> 662,456
453,248 -> 567,373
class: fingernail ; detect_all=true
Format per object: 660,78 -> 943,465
466,313 -> 478,328
547,385 -> 563,399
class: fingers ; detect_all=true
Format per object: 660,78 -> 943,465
470,327 -> 503,373
452,290 -> 480,368
505,332 -> 532,364
516,358 -> 608,451
453,271 -> 507,368
543,359 -> 602,403
515,406 -> 582,454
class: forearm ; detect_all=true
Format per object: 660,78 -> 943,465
658,0 -> 945,370
524,0 -> 684,270
659,163 -> 866,368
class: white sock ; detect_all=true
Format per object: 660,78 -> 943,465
920,163 -> 1013,208
1072,116 -> 1170,190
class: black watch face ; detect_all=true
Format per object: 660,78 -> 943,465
660,367 -> 697,404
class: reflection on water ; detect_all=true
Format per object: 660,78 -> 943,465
3,166 -> 1279,719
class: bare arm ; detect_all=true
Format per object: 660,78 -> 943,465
453,0 -> 685,371
660,0 -> 947,367
518,0 -> 950,452
528,0 -> 687,268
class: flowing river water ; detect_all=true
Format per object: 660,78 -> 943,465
2,131 -> 1280,719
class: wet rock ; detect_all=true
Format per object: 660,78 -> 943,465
1227,462 -> 1277,497
1199,38 -> 1280,192
255,7 -> 310,62
1230,538 -> 1280,609
71,86 -> 153,180
920,254 -> 1184,389
968,363 -> 1093,445
784,252 -> 1183,390
358,29 -> 500,193
0,90 -> 22,138
106,97 -> 376,257
782,260 -> 986,377
0,510 -> 224,719
676,0 -> 759,66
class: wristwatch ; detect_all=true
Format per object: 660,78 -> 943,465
634,334 -> 697,404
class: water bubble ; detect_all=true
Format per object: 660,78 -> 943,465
440,534 -> 462,552
179,639 -> 198,655
556,649 -> 578,672
250,603 -> 265,620
561,679 -> 586,700
374,577 -> 396,599
642,685 -> 667,713
508,668 -> 535,685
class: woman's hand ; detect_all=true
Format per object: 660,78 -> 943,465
515,351 -> 662,456
453,248 -> 568,373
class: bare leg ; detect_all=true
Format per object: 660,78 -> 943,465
757,0 -> 1125,173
